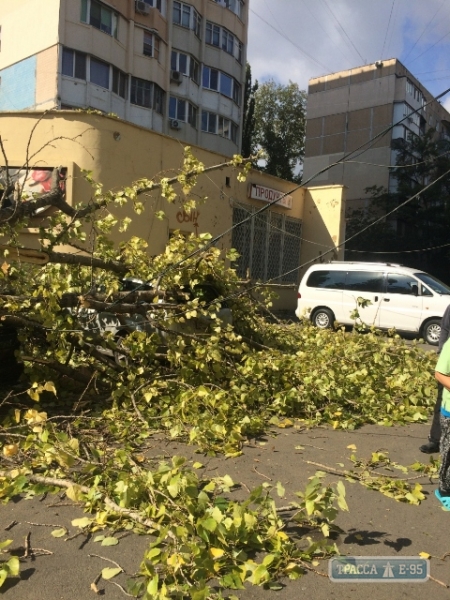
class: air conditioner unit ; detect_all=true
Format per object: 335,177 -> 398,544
135,1 -> 150,15
170,70 -> 183,84
170,119 -> 181,130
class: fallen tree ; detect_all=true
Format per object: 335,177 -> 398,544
0,143 -> 437,597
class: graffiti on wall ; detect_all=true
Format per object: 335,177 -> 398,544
0,167 -> 66,214
176,209 -> 200,235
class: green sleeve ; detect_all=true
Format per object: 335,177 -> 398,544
436,338 -> 450,375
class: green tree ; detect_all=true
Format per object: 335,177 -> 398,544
253,80 -> 307,182
241,63 -> 258,158
346,129 -> 450,280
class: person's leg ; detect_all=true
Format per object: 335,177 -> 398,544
420,384 -> 442,453
438,416 -> 450,496
430,384 -> 443,443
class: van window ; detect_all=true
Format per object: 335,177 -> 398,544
345,271 -> 384,293
387,274 -> 418,295
415,273 -> 450,295
306,270 -> 346,289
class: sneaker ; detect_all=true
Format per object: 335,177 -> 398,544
419,441 -> 440,454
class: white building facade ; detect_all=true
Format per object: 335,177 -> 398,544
0,0 -> 248,155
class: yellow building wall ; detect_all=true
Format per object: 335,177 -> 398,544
0,112 -> 344,312
300,185 -> 346,281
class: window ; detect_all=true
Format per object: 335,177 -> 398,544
205,21 -> 243,61
202,66 -> 219,91
189,57 -> 199,84
202,66 -> 240,104
90,57 -> 110,88
406,78 -> 425,107
307,270 -> 346,289
206,22 -> 220,46
169,96 -> 186,121
201,110 -> 217,134
201,111 -> 237,140
143,31 -> 160,59
188,103 -> 197,128
345,271 -> 384,293
387,274 -> 419,295
230,122 -> 238,144
212,0 -> 243,18
222,29 -> 234,54
220,72 -> 232,98
153,84 -> 164,114
81,0 -> 118,37
415,273 -> 450,295
171,51 -> 188,75
131,77 -> 164,113
62,48 -> 87,80
112,67 -> 127,99
144,0 -> 162,9
131,77 -> 153,108
173,2 -> 201,37
171,51 -> 200,83
169,97 -> 197,127
232,81 -> 240,105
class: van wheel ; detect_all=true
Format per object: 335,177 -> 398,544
312,308 -> 335,330
422,319 -> 441,346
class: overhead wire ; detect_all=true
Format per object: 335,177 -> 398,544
384,0 -> 400,60
296,0 -> 358,65
319,0 -> 366,64
407,28 -> 450,66
164,163 -> 450,322
110,83 -> 450,308
381,0 -> 396,60
249,8 -> 332,73
348,241 -> 450,255
402,0 -> 447,63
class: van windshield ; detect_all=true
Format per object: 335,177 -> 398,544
415,273 -> 450,295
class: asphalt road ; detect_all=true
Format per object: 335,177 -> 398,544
0,421 -> 448,599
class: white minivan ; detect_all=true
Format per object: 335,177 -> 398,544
295,262 -> 450,345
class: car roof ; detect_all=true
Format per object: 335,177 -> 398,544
303,262 -> 426,276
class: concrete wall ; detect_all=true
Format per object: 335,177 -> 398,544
0,112 -> 344,311
0,0 -> 60,70
304,58 -> 450,210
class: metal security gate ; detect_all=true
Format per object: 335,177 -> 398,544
231,202 -> 302,284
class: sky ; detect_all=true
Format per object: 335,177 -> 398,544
247,0 -> 450,112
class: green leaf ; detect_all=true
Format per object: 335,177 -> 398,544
0,540 -> 12,551
0,569 -> 7,588
51,528 -> 67,538
71,517 -> 91,528
101,567 -> 122,580
200,518 -> 217,532
101,537 -> 119,546
6,557 -> 19,577
276,481 -> 285,497
146,574 -> 159,595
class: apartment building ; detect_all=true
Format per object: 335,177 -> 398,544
0,0 -> 247,155
303,58 -> 450,212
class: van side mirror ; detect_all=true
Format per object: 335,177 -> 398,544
411,284 -> 418,296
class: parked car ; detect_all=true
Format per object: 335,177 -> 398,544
295,261 -> 450,345
70,278 -> 232,355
